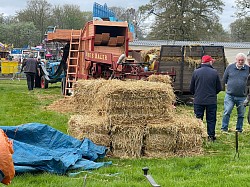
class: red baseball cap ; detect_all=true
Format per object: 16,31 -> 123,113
202,55 -> 215,63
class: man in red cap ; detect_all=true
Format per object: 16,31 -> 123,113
190,55 -> 222,142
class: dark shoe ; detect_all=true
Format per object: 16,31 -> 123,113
236,130 -> 243,133
208,136 -> 216,142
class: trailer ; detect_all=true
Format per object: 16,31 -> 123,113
157,45 -> 227,103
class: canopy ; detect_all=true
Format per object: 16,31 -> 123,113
0,123 -> 111,174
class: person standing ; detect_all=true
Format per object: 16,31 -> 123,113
190,55 -> 222,142
21,53 -> 40,91
34,56 -> 42,88
221,53 -> 249,133
61,42 -> 70,72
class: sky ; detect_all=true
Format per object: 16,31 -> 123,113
0,0 -> 236,30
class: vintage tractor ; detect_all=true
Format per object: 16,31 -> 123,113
39,53 -> 65,89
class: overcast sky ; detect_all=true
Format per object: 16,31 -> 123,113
0,0 -> 236,30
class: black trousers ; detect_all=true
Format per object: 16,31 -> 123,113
26,72 -> 35,90
194,104 -> 217,137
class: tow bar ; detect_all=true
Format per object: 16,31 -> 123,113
142,167 -> 160,187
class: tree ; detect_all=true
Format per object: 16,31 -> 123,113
51,4 -> 91,30
0,22 -> 40,48
140,0 -> 225,41
230,17 -> 250,42
110,6 -> 148,39
234,0 -> 250,18
16,0 -> 52,42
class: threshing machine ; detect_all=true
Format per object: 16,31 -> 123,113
46,3 -> 176,95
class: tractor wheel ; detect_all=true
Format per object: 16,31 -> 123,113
41,75 -> 48,89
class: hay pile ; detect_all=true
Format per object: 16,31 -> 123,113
73,79 -> 175,121
148,74 -> 172,85
68,78 -> 206,158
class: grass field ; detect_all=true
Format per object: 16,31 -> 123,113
1,79 -> 250,187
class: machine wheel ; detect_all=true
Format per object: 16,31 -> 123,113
61,77 -> 66,95
61,77 -> 72,96
41,75 -> 49,89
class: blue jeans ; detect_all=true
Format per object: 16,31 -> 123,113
221,93 -> 246,132
194,104 -> 217,137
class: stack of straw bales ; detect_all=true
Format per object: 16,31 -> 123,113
68,76 -> 206,158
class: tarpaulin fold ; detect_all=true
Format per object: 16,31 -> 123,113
0,123 -> 111,174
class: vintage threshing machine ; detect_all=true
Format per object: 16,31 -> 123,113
47,3 -> 176,95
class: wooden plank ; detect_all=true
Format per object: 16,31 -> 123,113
94,34 -> 102,45
117,36 -> 125,46
94,46 -> 125,55
47,29 -> 81,42
160,46 -> 182,57
93,20 -> 128,27
184,46 -> 203,57
101,33 -> 110,45
108,37 -> 117,47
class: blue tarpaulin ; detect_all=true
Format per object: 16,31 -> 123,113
0,123 -> 111,174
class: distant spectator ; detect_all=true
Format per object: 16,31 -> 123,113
21,53 -> 40,91
35,56 -> 42,88
61,42 -> 70,72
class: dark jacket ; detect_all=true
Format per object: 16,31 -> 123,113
21,58 -> 38,74
190,64 -> 222,105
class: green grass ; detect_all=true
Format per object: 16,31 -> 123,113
1,79 -> 250,187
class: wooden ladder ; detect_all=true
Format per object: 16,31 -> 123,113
64,29 -> 82,96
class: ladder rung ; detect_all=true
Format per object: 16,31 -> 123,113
66,80 -> 76,83
70,50 -> 79,52
71,42 -> 79,44
65,87 -> 75,90
68,64 -> 78,67
67,73 -> 77,75
70,57 -> 78,59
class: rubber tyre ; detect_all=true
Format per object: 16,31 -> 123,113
41,75 -> 49,89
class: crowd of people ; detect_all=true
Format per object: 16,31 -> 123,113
190,53 -> 250,142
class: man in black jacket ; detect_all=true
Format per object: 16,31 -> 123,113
21,53 -> 40,91
190,55 -> 222,142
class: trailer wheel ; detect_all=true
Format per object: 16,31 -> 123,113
41,75 -> 48,89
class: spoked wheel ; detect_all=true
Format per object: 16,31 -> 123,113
41,75 -> 48,89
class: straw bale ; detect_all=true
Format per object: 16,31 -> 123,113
148,74 -> 172,85
68,114 -> 110,147
144,113 -> 206,157
73,79 -> 176,121
111,125 -> 145,158
145,123 -> 178,152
